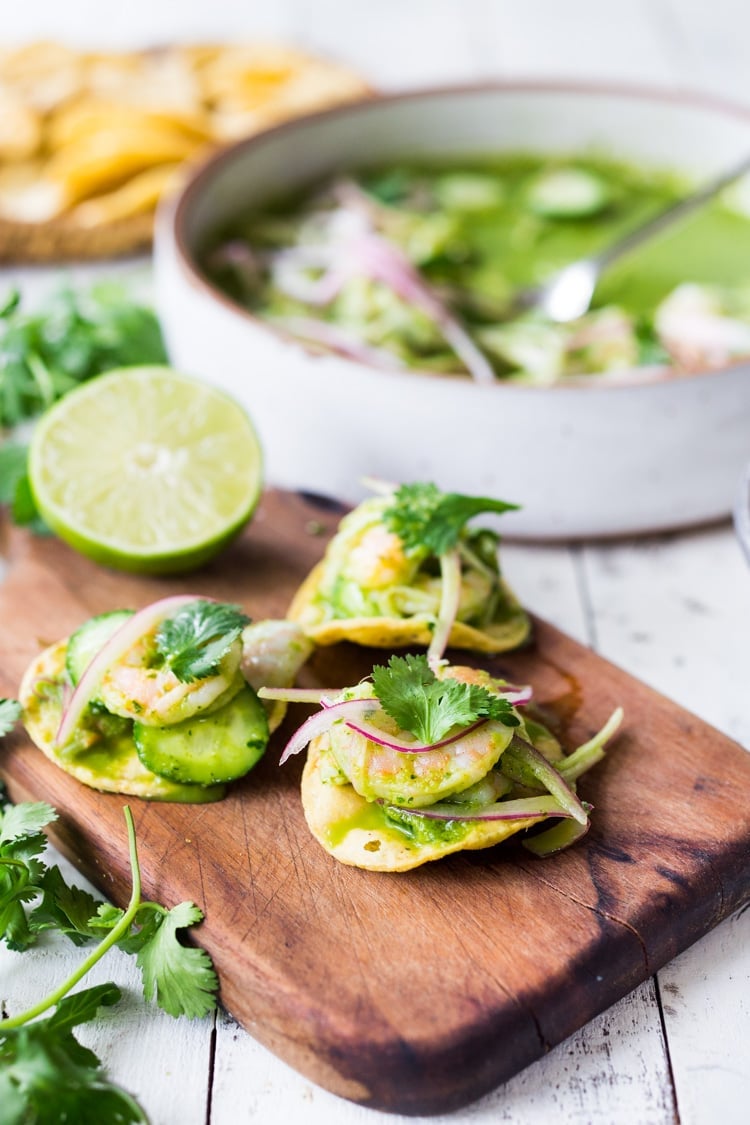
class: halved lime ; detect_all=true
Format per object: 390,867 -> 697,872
29,366 -> 263,574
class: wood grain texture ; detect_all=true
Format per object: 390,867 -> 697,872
1,489 -> 749,1115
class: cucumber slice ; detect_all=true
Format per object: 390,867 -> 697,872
526,168 -> 610,218
133,684 -> 270,785
66,609 -> 134,686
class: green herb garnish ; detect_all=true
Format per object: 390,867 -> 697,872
383,481 -> 518,556
0,283 -> 167,429
0,794 -> 219,1123
371,654 -> 520,744
0,983 -> 148,1124
0,697 -> 21,737
155,599 -> 250,683
0,445 -> 45,530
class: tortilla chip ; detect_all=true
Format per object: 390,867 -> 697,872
301,740 -> 544,872
0,40 -> 370,261
287,561 -> 532,654
19,640 -> 223,802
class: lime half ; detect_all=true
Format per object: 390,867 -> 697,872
29,366 -> 263,574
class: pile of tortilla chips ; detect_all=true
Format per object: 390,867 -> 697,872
0,40 -> 370,261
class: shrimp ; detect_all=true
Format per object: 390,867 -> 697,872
240,619 -> 313,733
343,523 -> 415,589
99,632 -> 242,726
322,497 -> 423,596
326,666 -> 515,807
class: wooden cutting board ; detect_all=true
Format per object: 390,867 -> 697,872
2,489 -> 750,1115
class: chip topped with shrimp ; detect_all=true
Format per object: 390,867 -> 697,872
263,656 -> 623,872
0,40 -> 370,261
287,481 -> 531,658
20,595 -> 312,801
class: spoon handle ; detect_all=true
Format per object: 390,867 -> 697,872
596,152 -> 750,270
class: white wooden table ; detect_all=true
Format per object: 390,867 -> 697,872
2,3 -> 750,1123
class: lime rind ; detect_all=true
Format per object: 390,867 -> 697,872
29,366 -> 263,574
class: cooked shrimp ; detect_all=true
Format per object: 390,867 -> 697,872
343,523 -> 416,589
326,666 -> 515,807
322,497 -> 423,595
99,633 -> 241,726
241,619 -> 313,732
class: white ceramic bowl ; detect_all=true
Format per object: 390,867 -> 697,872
155,84 -> 750,539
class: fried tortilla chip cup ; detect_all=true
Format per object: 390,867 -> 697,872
19,640 -> 224,802
301,740 -> 545,872
288,560 -> 531,653
287,489 -> 532,654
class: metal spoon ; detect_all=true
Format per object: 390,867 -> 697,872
513,152 -> 750,323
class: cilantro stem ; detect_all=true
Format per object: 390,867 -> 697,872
2,806 -> 142,1030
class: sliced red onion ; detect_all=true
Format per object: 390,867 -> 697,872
278,696 -> 374,763
257,686 -> 333,704
274,316 -> 405,370
385,794 -> 572,822
344,716 -> 487,754
503,735 -> 589,824
271,246 -> 344,306
347,231 -> 496,385
427,547 -> 462,668
522,813 -> 592,857
278,696 -> 499,764
498,684 -> 533,706
56,595 -> 198,749
327,180 -> 497,385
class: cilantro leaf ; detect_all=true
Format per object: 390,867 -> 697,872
0,445 -> 45,530
29,865 -> 104,946
0,445 -> 28,505
0,800 -> 218,1121
0,798 -> 55,843
47,981 -> 122,1039
372,654 -> 520,744
89,902 -> 126,931
0,283 -> 167,429
0,697 -> 22,738
155,599 -> 250,683
128,901 -> 218,1019
0,800 -> 57,952
0,984 -> 148,1125
383,482 -> 518,556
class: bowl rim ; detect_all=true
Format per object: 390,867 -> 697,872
168,79 -> 750,394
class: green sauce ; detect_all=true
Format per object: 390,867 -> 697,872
325,801 -> 401,848
325,799 -> 471,849
207,152 -> 750,382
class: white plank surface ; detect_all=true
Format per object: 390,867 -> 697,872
2,3 -> 750,1124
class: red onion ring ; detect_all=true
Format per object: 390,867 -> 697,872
384,794 -> 573,822
277,696 -> 519,764
56,595 -> 198,749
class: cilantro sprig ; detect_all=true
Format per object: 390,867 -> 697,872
0,697 -> 21,737
0,794 -> 218,1123
155,599 -> 250,683
383,482 -> 518,556
0,983 -> 148,1124
0,283 -> 167,429
379,483 -> 519,664
371,654 -> 520,744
